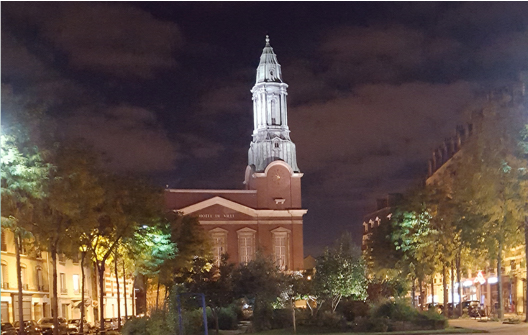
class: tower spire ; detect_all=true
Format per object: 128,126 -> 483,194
248,36 -> 299,173
256,35 -> 283,84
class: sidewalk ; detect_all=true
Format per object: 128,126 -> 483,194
449,317 -> 528,334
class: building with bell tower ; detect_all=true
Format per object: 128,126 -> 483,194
165,36 -> 306,270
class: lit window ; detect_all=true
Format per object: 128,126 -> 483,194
272,228 -> 290,270
72,274 -> 80,294
209,228 -> 228,266
237,228 -> 256,264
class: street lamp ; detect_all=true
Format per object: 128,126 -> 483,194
79,244 -> 88,335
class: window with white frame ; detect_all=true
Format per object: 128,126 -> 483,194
72,274 -> 80,294
237,228 -> 256,264
209,228 -> 228,266
272,229 -> 290,270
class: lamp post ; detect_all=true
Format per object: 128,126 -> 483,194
79,244 -> 88,335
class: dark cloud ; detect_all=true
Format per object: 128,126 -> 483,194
3,2 -> 528,252
3,2 -> 182,78
65,105 -> 179,173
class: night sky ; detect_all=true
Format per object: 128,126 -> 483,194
3,2 -> 528,256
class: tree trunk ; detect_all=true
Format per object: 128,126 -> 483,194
411,277 -> 416,308
15,232 -> 25,335
213,307 -> 219,335
132,276 -> 136,316
51,242 -> 59,335
292,298 -> 296,334
155,278 -> 160,310
98,261 -> 106,331
457,251 -> 462,317
497,239 -> 504,320
443,265 -> 448,316
123,262 -> 127,319
451,261 -> 455,317
431,277 -> 435,306
80,251 -> 86,334
419,280 -> 424,311
115,256 -> 121,330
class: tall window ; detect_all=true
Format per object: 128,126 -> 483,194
209,229 -> 227,266
1,262 -> 8,289
60,273 -> 67,294
20,265 -> 27,290
272,229 -> 290,270
72,274 -> 80,294
1,230 -> 7,251
36,268 -> 43,291
237,228 -> 256,264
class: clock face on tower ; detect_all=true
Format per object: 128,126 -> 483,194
270,167 -> 288,186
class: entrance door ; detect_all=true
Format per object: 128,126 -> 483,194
1,302 -> 9,322
13,300 -> 31,321
34,303 -> 43,321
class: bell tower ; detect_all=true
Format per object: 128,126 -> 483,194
247,35 -> 300,173
245,36 -> 303,211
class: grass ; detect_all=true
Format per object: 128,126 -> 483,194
237,325 -> 487,335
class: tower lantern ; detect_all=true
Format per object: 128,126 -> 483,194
248,36 -> 300,173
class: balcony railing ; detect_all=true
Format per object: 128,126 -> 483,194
22,284 -> 28,290
37,285 -> 49,292
2,282 -> 9,289
73,289 -> 80,295
61,288 -> 68,294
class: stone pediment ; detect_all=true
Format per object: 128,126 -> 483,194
178,196 -> 257,220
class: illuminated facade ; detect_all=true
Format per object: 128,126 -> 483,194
423,79 -> 527,312
0,229 -> 134,323
165,36 -> 306,270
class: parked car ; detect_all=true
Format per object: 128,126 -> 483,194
14,320 -> 40,335
1,323 -> 17,335
426,302 -> 443,314
457,300 -> 484,317
37,317 -> 68,335
102,318 -> 117,331
67,319 -> 93,334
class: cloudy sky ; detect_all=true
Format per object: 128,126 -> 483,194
3,2 -> 528,255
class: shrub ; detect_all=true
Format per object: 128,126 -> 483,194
217,306 -> 238,330
122,317 -> 148,335
338,299 -> 369,321
371,299 -> 417,321
271,309 -> 292,329
317,311 -> 347,330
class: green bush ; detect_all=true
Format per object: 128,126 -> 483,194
338,299 -> 369,321
122,317 -> 148,335
316,311 -> 347,330
371,299 -> 417,321
271,309 -> 292,329
217,306 -> 238,330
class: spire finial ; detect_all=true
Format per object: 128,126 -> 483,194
265,35 -> 270,45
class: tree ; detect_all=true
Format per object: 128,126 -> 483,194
232,253 -> 287,331
313,233 -> 367,313
186,254 -> 235,335
122,218 -> 177,313
457,99 -> 526,319
31,142 -> 104,335
162,214 -> 212,289
1,88 -> 52,334
85,175 -> 162,328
